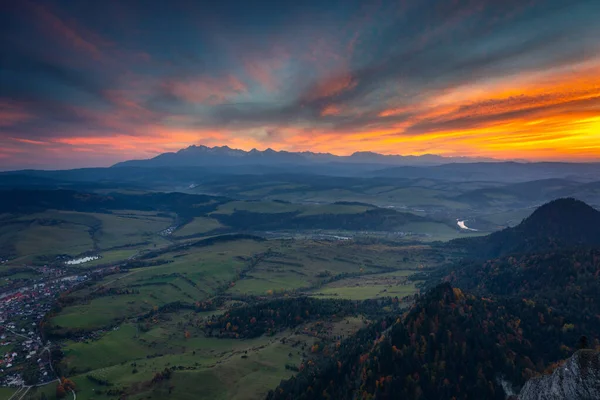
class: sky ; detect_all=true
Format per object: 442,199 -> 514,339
1,0 -> 600,169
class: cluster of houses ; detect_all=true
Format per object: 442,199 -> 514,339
0,273 -> 88,386
159,225 -> 178,236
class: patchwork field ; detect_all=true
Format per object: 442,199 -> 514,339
0,210 -> 174,264
28,234 -> 452,399
29,327 -> 309,400
1,190 -> 473,400
49,239 -> 271,331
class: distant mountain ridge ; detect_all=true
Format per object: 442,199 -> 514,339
453,198 -> 600,257
112,144 -> 499,168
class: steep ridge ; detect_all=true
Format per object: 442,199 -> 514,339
452,198 -> 600,258
515,350 -> 600,400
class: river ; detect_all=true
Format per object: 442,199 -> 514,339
457,220 -> 478,231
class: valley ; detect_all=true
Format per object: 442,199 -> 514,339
4,0 -> 600,397
1,155 -> 600,400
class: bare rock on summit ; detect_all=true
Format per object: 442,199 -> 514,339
517,350 -> 600,400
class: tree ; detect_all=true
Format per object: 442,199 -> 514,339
578,335 -> 588,350
61,377 -> 76,392
56,384 -> 66,399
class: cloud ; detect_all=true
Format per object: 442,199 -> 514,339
2,0 -> 600,169
0,101 -> 33,127
161,75 -> 248,105
24,0 -> 107,60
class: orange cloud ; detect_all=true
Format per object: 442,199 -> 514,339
304,73 -> 357,102
11,138 -> 48,145
378,106 -> 416,118
321,104 -> 341,116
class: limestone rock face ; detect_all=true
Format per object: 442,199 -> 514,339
517,350 -> 600,400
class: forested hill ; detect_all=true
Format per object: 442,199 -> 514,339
438,247 -> 600,337
268,284 -> 592,400
0,189 -> 228,216
445,247 -> 600,298
452,198 -> 600,258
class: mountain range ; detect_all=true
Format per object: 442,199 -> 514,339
112,145 -> 500,168
108,145 -> 600,183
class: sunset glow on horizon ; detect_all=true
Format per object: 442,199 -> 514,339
2,0 -> 600,169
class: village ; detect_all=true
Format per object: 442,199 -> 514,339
0,270 -> 88,388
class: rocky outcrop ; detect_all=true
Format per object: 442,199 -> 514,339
517,350 -> 600,400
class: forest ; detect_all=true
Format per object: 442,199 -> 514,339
267,283 -> 592,400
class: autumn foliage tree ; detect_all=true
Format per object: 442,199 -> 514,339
56,384 -> 66,399
57,377 -> 76,396
268,283 -> 593,400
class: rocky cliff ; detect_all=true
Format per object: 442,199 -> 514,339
516,350 -> 600,400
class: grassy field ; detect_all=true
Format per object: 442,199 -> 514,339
41,309 -> 316,400
310,272 -> 420,300
311,281 -> 420,300
2,220 -> 94,263
90,212 -> 172,249
49,239 -> 270,330
174,217 -> 224,237
0,209 -> 174,264
226,240 -> 451,297
48,237 -> 444,333
0,387 -> 17,398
